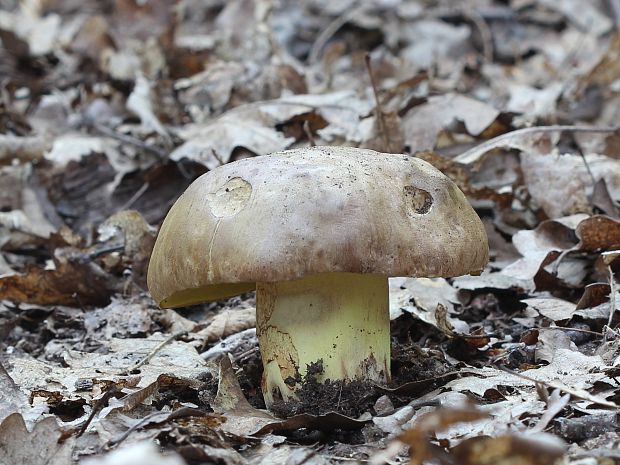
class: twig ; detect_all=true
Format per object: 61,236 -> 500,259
461,7 -> 494,62
455,125 -> 619,165
536,326 -> 603,337
77,386 -> 121,437
88,244 -> 125,259
118,182 -> 150,211
365,53 -> 392,153
106,407 -> 207,448
575,145 -> 596,186
323,455 -> 370,463
93,123 -> 167,159
210,149 -> 224,167
607,266 -> 617,333
549,249 -> 571,277
307,0 -> 363,64
233,346 -> 259,362
496,365 -> 620,410
303,120 -> 316,147
296,450 -> 320,465
456,331 -> 498,339
118,331 -> 188,376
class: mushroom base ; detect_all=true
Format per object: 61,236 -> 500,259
256,272 -> 390,408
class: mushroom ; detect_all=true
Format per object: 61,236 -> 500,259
147,146 -> 488,408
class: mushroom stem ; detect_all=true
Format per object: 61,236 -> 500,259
256,272 -> 390,407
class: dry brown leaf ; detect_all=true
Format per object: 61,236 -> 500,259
171,90 -> 372,167
520,151 -> 593,219
196,306 -> 256,343
450,433 -> 566,465
402,94 -> 499,154
522,298 -> 576,322
576,283 -> 612,310
0,246 -> 122,306
397,406 -> 489,465
592,178 -> 620,218
96,210 -> 157,289
579,29 -> 620,92
575,215 -> 620,252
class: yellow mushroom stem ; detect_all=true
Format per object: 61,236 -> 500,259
256,272 -> 390,408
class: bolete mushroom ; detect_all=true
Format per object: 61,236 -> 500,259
147,146 -> 488,407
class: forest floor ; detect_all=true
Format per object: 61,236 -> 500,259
2,0 -> 620,464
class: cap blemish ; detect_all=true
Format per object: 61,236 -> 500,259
403,185 -> 433,215
207,177 -> 252,218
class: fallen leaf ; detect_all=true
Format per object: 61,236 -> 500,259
402,94 -> 499,153
0,413 -> 72,465
575,215 -> 620,252
81,440 -> 186,465
397,405 -> 489,465
507,83 -> 563,125
0,246 -> 122,306
127,74 -> 170,138
195,306 -> 256,344
451,432 -> 566,465
0,363 -> 26,423
171,90 -> 372,168
522,297 -> 576,322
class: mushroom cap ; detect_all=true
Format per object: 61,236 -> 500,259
148,146 -> 488,307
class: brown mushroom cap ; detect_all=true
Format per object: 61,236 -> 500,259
148,146 -> 488,307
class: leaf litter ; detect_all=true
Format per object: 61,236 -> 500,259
3,0 -> 620,464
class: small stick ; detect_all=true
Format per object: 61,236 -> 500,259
607,265 -> 617,332
88,244 -> 125,259
118,331 -> 188,376
119,182 -> 150,211
210,149 -> 224,167
307,1 -> 362,64
93,123 -> 167,159
233,346 -> 259,361
549,249 -> 571,277
77,386 -> 120,437
537,326 -> 603,337
496,365 -> 620,409
364,53 -> 392,153
575,145 -> 596,186
462,7 -> 493,62
303,120 -> 316,147
455,125 -> 619,164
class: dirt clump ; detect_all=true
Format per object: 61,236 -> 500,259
270,360 -> 383,418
